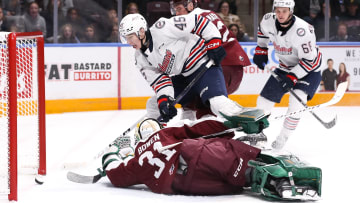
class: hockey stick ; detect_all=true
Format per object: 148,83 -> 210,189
272,80 -> 347,121
63,60 -> 214,169
67,85 -> 347,184
265,66 -> 343,129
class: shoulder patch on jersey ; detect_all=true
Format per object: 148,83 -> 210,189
155,20 -> 165,29
296,28 -> 306,37
264,13 -> 272,20
308,25 -> 314,34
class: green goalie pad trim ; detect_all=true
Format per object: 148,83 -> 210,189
249,153 -> 322,200
222,109 -> 270,134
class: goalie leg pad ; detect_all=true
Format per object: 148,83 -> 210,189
222,109 -> 270,134
249,153 -> 322,201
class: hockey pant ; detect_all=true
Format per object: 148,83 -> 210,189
172,137 -> 261,195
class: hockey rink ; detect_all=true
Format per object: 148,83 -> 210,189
1,106 -> 359,202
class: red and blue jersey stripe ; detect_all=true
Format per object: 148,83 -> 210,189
151,74 -> 173,94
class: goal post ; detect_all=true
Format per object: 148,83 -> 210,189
0,31 -> 46,201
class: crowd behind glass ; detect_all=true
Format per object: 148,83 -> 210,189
1,0 -> 359,43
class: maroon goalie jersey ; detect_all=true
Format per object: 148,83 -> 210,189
192,8 -> 250,67
106,119 -> 261,195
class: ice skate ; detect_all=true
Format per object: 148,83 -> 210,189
271,133 -> 289,150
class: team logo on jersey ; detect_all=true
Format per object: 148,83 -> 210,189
155,20 -> 165,29
273,42 -> 292,55
297,28 -> 306,37
158,49 -> 175,74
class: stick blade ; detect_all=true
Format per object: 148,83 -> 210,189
322,114 -> 337,129
67,171 -> 102,184
324,81 -> 348,106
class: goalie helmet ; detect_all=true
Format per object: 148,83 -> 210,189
119,13 -> 147,43
272,0 -> 295,13
170,0 -> 198,15
134,118 -> 163,142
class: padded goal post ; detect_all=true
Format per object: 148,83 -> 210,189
0,32 -> 46,201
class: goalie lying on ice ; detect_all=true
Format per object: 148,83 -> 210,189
99,110 -> 321,201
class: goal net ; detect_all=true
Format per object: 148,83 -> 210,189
0,32 -> 46,201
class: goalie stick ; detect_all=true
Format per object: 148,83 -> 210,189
67,83 -> 347,184
266,66 -> 343,129
63,60 -> 214,169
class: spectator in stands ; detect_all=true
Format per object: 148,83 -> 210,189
107,8 -> 118,25
82,5 -> 111,42
303,7 -> 320,25
321,59 -> 337,91
216,0 -> 241,27
2,0 -> 21,16
57,23 -> 80,43
61,0 -> 74,16
313,2 -> 338,41
228,23 -> 251,42
40,0 -> 74,16
22,2 -> 47,36
0,7 -> 10,31
9,22 -> 19,32
106,23 -> 119,42
80,24 -> 99,43
330,22 -> 358,41
340,0 -> 360,40
337,62 -> 350,91
294,0 -> 320,19
41,0 -> 65,38
125,2 -> 139,15
65,7 -> 86,39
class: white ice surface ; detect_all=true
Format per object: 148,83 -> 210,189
1,106 -> 359,203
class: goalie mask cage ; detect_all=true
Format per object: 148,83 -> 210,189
0,32 -> 46,201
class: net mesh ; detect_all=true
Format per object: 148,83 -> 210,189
0,33 -> 40,195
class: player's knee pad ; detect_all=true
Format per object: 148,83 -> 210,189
248,153 -> 322,200
146,96 -> 161,119
256,96 -> 275,114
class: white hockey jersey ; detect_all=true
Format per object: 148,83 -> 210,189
257,13 -> 322,79
135,13 -> 221,98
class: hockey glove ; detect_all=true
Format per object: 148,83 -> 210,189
253,46 -> 268,70
205,38 -> 226,66
157,95 -> 177,122
279,72 -> 298,91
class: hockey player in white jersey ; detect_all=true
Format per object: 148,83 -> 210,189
253,0 -> 322,149
168,0 -> 252,121
119,13 -> 247,123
